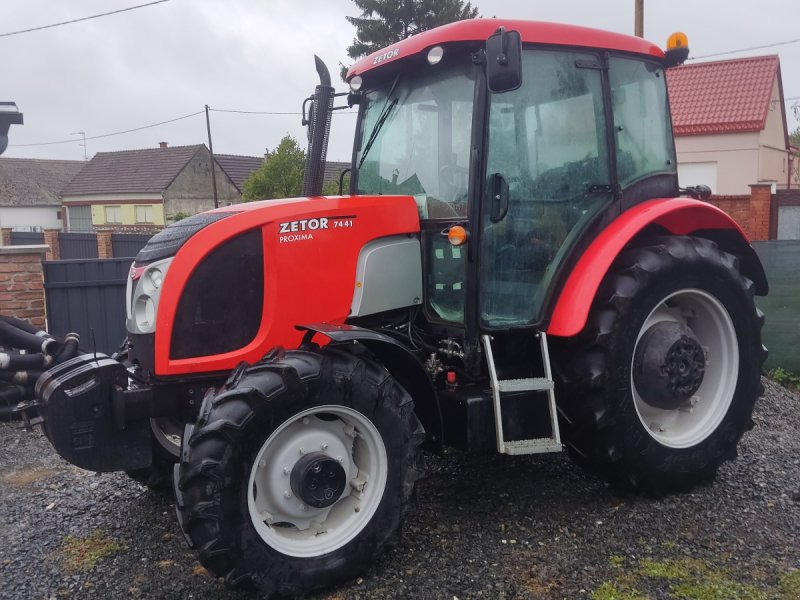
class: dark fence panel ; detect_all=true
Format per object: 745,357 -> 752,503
10,231 -> 44,245
753,241 -> 800,373
59,232 -> 98,259
111,233 -> 152,258
43,258 -> 130,355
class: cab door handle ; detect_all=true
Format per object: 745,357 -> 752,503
489,172 -> 509,223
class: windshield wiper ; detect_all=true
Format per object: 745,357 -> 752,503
358,98 -> 397,169
357,74 -> 402,169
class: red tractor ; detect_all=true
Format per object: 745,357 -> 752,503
17,19 -> 767,596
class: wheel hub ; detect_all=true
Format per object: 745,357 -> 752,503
290,452 -> 347,509
633,321 -> 705,409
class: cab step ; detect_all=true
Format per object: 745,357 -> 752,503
482,333 -> 562,455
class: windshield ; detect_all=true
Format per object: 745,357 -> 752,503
355,59 -> 476,220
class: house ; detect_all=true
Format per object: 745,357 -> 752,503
59,143 -> 241,232
214,154 -> 265,194
667,55 -> 792,195
0,157 -> 84,231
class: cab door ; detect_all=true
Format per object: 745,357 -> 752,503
479,49 -> 615,327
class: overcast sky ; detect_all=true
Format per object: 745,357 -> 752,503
3,0 -> 799,163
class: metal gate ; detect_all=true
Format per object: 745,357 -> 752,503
43,258 -> 131,355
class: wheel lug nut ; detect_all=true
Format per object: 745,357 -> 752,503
283,467 -> 290,475
299,447 -> 306,455
337,456 -> 343,463
284,491 -> 292,499
321,442 -> 328,451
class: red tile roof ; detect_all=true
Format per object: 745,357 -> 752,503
666,55 -> 780,136
61,145 -> 205,196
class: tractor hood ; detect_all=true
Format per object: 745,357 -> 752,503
135,195 -> 420,377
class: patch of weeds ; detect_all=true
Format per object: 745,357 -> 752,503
640,558 -> 766,600
779,570 -> 800,599
59,529 -> 124,573
592,555 -> 793,600
609,555 -> 627,568
592,580 -> 648,600
769,367 -> 800,393
662,540 -> 678,550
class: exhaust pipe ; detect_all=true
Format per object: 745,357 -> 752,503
302,56 -> 335,197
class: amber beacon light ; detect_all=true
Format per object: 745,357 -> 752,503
665,32 -> 689,67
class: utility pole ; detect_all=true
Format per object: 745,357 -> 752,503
635,0 -> 644,37
205,104 -> 219,209
71,130 -> 87,160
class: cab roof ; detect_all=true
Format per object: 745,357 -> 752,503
347,18 -> 664,80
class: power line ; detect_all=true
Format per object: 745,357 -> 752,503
209,108 -> 358,115
690,37 -> 800,60
9,110 -> 203,147
0,0 -> 172,38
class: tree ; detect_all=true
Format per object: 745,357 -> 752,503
345,0 -> 479,64
242,135 -> 305,201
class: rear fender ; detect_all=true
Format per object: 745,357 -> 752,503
298,323 -> 442,450
547,198 -> 768,338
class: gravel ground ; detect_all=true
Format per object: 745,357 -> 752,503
1,378 -> 798,600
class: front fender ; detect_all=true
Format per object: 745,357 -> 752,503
298,323 -> 442,450
547,198 -> 768,338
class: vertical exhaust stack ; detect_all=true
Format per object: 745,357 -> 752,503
302,56 -> 335,197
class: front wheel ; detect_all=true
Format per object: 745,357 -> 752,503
174,347 -> 424,596
555,236 -> 765,494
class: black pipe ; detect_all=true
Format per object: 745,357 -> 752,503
0,369 -> 42,385
0,351 -> 49,371
54,334 -> 79,365
0,315 -> 46,336
0,320 -> 57,355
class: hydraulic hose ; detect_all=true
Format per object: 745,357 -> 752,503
53,333 -> 80,365
0,351 -> 50,371
0,318 -> 83,421
0,315 -> 46,336
0,320 -> 58,355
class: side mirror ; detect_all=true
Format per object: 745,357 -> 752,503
485,27 -> 522,93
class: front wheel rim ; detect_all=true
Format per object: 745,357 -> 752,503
247,405 -> 388,558
631,289 -> 739,448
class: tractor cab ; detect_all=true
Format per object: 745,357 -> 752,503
346,20 -> 679,338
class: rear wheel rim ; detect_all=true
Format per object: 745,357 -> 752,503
247,405 -> 388,557
631,289 -> 739,448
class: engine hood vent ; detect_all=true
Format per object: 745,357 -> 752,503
135,211 -> 233,264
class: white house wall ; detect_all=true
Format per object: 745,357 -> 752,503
675,131 -> 759,195
759,77 -> 791,189
0,206 -> 62,230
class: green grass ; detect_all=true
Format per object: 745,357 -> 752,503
593,555 -> 793,600
59,530 -> 124,573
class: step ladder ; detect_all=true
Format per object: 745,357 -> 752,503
482,333 -> 563,455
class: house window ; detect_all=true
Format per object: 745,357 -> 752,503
68,206 -> 92,232
105,206 -> 122,224
135,205 -> 153,223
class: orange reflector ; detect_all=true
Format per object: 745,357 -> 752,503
447,225 -> 468,246
667,32 -> 688,50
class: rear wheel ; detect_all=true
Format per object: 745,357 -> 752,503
174,347 -> 424,596
556,236 -> 765,494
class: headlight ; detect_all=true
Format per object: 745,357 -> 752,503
134,295 -> 156,330
127,257 -> 173,335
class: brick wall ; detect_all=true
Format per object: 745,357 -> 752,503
0,246 -> 48,329
706,184 -> 774,241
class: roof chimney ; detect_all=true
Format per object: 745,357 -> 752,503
159,141 -> 168,148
